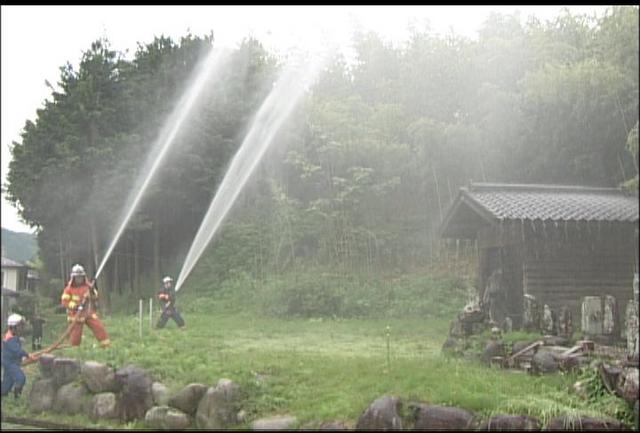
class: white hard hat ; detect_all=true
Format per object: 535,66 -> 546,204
163,276 -> 173,283
71,264 -> 86,277
7,313 -> 24,326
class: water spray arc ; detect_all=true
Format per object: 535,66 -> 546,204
175,52 -> 329,292
94,47 -> 231,280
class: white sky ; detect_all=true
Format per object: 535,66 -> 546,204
1,5 -> 610,233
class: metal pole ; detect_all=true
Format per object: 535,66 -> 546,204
149,298 -> 153,330
139,299 -> 143,338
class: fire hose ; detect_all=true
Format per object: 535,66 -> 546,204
22,322 -> 75,366
22,289 -> 94,366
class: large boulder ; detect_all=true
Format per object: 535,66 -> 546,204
81,361 -> 118,393
412,404 -> 475,430
195,379 -> 242,429
53,382 -> 91,415
546,415 -> 629,430
115,365 -> 154,422
616,368 -> 639,407
479,414 -> 540,430
532,350 -> 559,374
38,354 -> 56,378
28,378 -> 57,413
168,383 -> 208,415
52,357 -> 81,387
87,392 -> 119,422
145,405 -> 191,430
252,415 -> 298,430
356,395 -> 403,430
152,382 -> 170,406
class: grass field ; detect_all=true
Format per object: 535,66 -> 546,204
1,272 -> 633,429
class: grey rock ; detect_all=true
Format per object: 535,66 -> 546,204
252,415 -> 298,430
479,414 -> 540,430
195,378 -> 242,429
168,382 -> 208,415
152,382 -> 170,406
87,392 -> 119,422
412,404 -> 475,430
81,361 -> 118,393
28,378 -> 57,413
38,354 -> 56,378
482,340 -> 505,364
532,350 -> 559,374
115,365 -> 154,422
145,405 -> 191,430
546,415 -> 629,430
52,357 -> 81,387
356,395 -> 403,430
53,382 -> 90,415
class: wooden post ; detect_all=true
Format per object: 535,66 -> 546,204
139,299 -> 143,338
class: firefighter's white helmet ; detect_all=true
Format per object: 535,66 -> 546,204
71,264 -> 86,277
163,276 -> 173,284
7,313 -> 24,327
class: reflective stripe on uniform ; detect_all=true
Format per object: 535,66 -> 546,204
68,301 -> 77,309
61,294 -> 71,300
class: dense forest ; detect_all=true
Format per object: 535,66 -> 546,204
5,7 -> 639,307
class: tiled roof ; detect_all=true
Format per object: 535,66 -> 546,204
462,183 -> 639,222
1,257 -> 25,268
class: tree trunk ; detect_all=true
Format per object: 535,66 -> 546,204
153,222 -> 160,288
58,232 -> 65,282
432,163 -> 443,223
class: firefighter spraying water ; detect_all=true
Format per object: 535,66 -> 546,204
60,264 -> 111,348
155,276 -> 186,330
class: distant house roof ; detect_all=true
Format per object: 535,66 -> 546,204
440,183 -> 639,238
1,257 -> 25,268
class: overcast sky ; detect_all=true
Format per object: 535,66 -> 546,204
1,5 -> 610,234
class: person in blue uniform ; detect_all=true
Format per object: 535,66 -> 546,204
2,314 -> 36,399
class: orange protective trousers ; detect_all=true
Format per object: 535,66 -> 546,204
68,315 -> 109,346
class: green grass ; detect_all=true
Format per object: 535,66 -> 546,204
2,272 -> 633,429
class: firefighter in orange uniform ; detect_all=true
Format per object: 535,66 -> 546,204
60,264 -> 110,348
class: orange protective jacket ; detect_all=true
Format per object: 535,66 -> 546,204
60,277 -> 98,321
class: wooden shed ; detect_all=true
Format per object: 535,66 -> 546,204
440,183 -> 639,333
